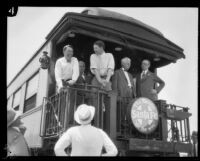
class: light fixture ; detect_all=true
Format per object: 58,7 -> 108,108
68,32 -> 75,38
115,47 -> 122,51
153,57 -> 160,61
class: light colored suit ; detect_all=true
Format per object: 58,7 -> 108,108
136,71 -> 165,101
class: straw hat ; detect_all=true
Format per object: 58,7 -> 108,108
74,104 -> 95,125
7,108 -> 22,128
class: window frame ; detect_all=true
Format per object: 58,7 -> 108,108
12,87 -> 21,111
23,71 -> 39,113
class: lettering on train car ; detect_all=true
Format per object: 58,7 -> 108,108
131,98 -> 158,134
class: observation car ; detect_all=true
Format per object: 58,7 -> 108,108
7,7 -> 192,156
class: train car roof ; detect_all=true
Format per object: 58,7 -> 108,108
8,8 -> 185,88
46,8 -> 185,65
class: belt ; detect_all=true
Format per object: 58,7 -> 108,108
100,75 -> 107,79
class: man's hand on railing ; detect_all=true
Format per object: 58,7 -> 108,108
58,86 -> 65,93
67,80 -> 75,86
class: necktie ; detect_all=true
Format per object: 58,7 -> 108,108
141,71 -> 146,79
123,69 -> 132,87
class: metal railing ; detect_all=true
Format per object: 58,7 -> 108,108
116,98 -> 191,144
116,97 -> 162,140
40,84 -> 108,138
165,104 -> 191,143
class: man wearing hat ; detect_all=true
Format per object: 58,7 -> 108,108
54,104 -> 118,156
7,108 -> 30,156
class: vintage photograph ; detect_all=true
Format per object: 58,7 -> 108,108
7,7 -> 198,156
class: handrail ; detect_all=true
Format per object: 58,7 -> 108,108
41,86 -> 108,138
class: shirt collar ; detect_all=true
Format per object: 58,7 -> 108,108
81,124 -> 91,127
64,57 -> 72,63
122,67 -> 127,71
143,70 -> 148,74
97,51 -> 106,56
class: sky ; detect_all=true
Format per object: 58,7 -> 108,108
7,7 -> 198,132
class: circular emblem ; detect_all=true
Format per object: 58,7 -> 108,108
131,97 -> 159,134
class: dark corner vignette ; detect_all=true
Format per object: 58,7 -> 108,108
7,0 -> 18,17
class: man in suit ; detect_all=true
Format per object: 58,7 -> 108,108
112,57 -> 135,99
75,61 -> 93,106
76,61 -> 92,85
136,59 -> 165,101
112,57 -> 135,132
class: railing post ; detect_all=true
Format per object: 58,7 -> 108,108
108,91 -> 117,140
64,89 -> 70,131
160,101 -> 168,141
40,97 -> 47,137
184,108 -> 191,143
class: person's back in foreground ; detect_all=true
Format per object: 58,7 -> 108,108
54,104 -> 118,156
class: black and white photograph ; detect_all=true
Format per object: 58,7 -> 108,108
6,7 -> 198,157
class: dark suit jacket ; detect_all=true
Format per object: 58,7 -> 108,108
136,71 -> 165,101
112,68 -> 135,98
76,73 -> 92,85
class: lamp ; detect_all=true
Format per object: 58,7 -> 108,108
68,32 -> 75,38
115,47 -> 122,51
39,51 -> 50,69
153,57 -> 160,61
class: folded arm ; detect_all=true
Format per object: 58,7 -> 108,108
154,75 -> 165,93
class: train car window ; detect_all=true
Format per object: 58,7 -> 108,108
12,88 -> 21,111
24,72 -> 39,113
7,96 -> 12,110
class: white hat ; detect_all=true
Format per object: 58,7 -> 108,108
74,104 -> 95,125
7,108 -> 22,128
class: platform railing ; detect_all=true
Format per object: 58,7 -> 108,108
116,98 -> 192,144
116,98 -> 162,140
40,84 -> 108,138
165,104 -> 192,143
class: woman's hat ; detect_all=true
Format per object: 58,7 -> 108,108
74,104 -> 95,125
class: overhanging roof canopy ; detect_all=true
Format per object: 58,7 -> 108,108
46,8 -> 185,68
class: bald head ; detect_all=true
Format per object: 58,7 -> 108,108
121,57 -> 131,71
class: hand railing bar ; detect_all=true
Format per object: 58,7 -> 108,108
45,96 -> 63,133
52,97 -> 55,135
186,118 -> 191,143
46,102 -> 50,135
64,89 -> 70,131
101,93 -> 104,129
73,83 -> 106,89
119,98 -> 122,135
96,90 -> 100,127
61,92 -> 66,133
184,119 -> 187,142
73,89 -> 78,125
180,120 -> 183,142
63,86 -> 108,95
57,93 -> 61,133
167,104 -> 190,110
39,97 -> 47,137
